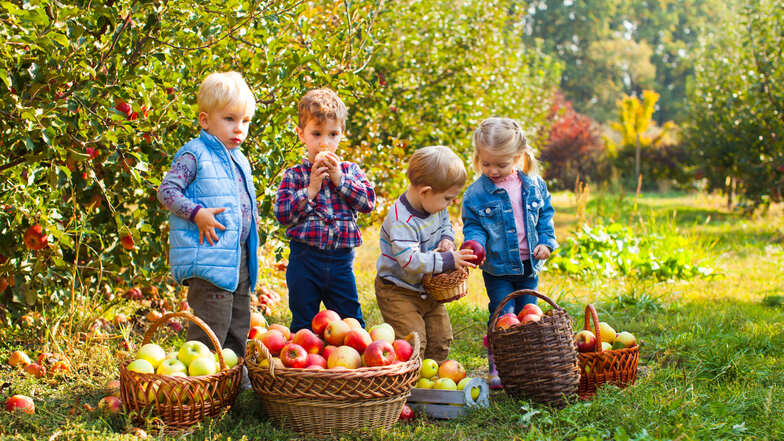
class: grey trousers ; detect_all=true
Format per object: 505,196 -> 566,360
185,247 -> 251,360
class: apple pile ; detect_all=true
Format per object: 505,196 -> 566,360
252,309 -> 414,370
494,303 -> 546,330
413,358 -> 480,399
574,321 -> 637,353
8,350 -> 71,378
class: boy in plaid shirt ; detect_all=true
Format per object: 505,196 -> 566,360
274,88 -> 375,332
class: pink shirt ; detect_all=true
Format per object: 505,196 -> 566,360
493,172 -> 529,261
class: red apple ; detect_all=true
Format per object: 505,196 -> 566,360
268,324 -> 291,340
575,330 -> 596,352
9,351 -> 31,368
438,359 -> 466,383
517,303 -> 543,320
343,328 -> 372,354
97,395 -> 122,414
342,317 -> 362,329
362,340 -> 396,367
321,345 -> 338,361
24,363 -> 46,378
324,320 -> 351,346
280,343 -> 308,368
392,339 -> 413,362
305,353 -> 327,369
248,326 -> 267,340
519,313 -> 541,325
327,345 -> 361,369
120,234 -> 135,251
369,323 -> 396,343
114,101 -> 132,117
399,404 -> 414,421
260,329 -> 287,356
5,395 -> 34,414
24,224 -> 48,250
460,240 -> 485,264
178,300 -> 190,312
292,328 -> 324,354
312,309 -> 341,336
495,312 -> 520,330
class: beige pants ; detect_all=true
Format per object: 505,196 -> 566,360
374,276 -> 452,362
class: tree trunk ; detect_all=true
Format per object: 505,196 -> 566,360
727,177 -> 733,209
634,133 -> 641,184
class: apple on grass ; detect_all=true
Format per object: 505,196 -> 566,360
369,323 -> 395,343
459,240 -> 485,264
419,358 -> 438,379
104,379 -> 122,398
363,340 -> 396,367
343,328 -> 372,354
399,404 -> 414,421
495,312 -> 520,330
327,345 -> 361,369
177,340 -> 212,367
188,356 -> 218,376
156,358 -> 187,376
312,309 -> 341,336
438,360 -> 466,383
137,343 -> 166,369
5,395 -> 34,414
9,350 -> 31,368
324,320 -> 351,346
392,339 -> 413,362
280,343 -> 308,368
574,330 -> 596,353
24,363 -> 46,377
97,396 -> 122,414
292,328 -> 325,354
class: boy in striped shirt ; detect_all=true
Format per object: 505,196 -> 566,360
375,146 -> 476,361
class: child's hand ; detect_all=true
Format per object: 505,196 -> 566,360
452,249 -> 477,270
320,152 -> 343,187
436,238 -> 456,252
533,244 -> 551,260
308,164 -> 330,200
193,207 -> 227,246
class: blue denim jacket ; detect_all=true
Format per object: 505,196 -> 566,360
461,171 -> 557,277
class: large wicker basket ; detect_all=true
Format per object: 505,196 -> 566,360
119,312 -> 243,430
488,290 -> 580,405
577,304 -> 639,399
246,332 -> 421,436
422,269 -> 469,303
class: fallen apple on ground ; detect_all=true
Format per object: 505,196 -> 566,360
5,394 -> 34,414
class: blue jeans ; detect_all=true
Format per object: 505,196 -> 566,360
286,240 -> 365,332
483,259 -> 539,328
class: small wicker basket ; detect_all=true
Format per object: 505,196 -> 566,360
488,290 -> 580,406
577,304 -> 639,399
246,332 -> 421,436
422,268 -> 469,303
119,312 -> 243,431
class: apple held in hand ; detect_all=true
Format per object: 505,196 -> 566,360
343,328 -> 372,354
292,329 -> 324,355
177,340 -> 212,366
574,330 -> 596,353
363,340 -> 396,367
419,358 -> 438,379
280,343 -> 308,368
312,309 -> 341,336
460,240 -> 485,264
438,359 -> 466,383
369,323 -> 395,343
495,312 -> 520,330
324,320 -> 351,346
392,339 -> 413,362
5,394 -> 34,414
327,345 -> 361,369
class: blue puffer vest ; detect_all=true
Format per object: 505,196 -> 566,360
168,130 -> 258,292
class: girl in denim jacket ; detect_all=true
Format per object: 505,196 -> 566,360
461,117 -> 558,388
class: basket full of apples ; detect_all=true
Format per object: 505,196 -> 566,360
422,240 -> 485,303
488,290 -> 580,405
575,304 -> 639,399
245,310 -> 421,436
119,312 -> 243,430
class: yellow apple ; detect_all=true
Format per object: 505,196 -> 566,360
178,340 -> 211,366
598,322 -> 616,344
415,377 -> 434,389
127,359 -> 154,374
188,356 -> 218,376
136,343 -> 166,369
419,358 -> 438,379
433,377 -> 458,390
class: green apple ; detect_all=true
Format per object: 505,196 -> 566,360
178,340 -> 211,366
137,343 -> 166,369
127,358 -> 154,374
601,341 -> 612,351
598,321 -> 616,344
220,348 -> 239,369
188,356 -> 218,376
457,377 -> 480,400
165,351 -> 179,360
615,331 -> 637,348
156,358 -> 187,376
420,358 -> 438,379
415,377 -> 434,389
433,377 -> 458,390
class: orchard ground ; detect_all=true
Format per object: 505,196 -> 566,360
2,191 -> 783,440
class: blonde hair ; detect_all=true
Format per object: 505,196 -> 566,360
298,88 -> 347,129
407,146 -> 467,193
197,72 -> 256,115
472,117 -> 539,176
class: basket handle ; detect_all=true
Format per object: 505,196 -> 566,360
404,331 -> 422,363
488,289 -> 561,332
583,304 -> 604,352
142,311 -> 228,371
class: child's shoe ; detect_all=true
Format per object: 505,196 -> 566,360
487,353 -> 503,390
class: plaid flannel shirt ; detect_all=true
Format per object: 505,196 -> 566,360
274,159 -> 375,249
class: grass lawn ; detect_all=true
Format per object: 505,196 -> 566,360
2,191 -> 783,440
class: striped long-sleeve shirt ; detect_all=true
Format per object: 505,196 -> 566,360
375,193 -> 456,292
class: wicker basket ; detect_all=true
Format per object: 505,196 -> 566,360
119,312 -> 243,430
577,304 -> 639,399
422,269 -> 468,303
246,332 -> 421,436
488,290 -> 580,405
